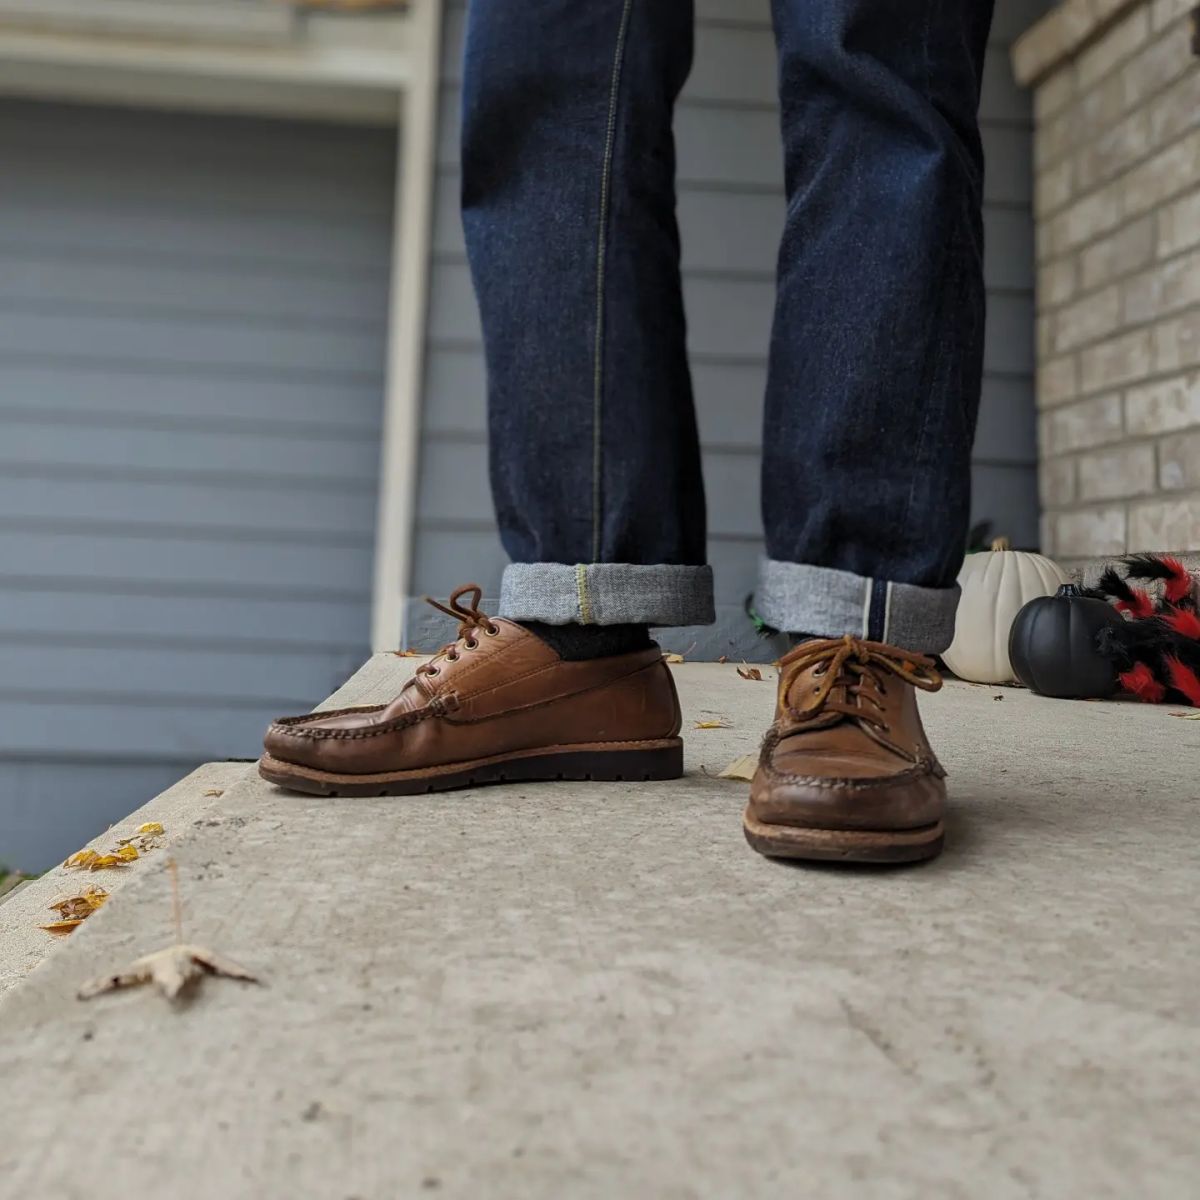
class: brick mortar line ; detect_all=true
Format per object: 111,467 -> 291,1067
1038,359 -> 1200,408
1034,300 -> 1200,365
1040,302 -> 1200,360
1046,489 -> 1200,511
1035,236 -> 1200,317
1042,429 -> 1200,469
1049,498 -> 1186,518
1043,489 -> 1200,518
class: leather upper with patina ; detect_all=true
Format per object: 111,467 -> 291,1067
263,585 -> 682,776
749,636 -> 946,831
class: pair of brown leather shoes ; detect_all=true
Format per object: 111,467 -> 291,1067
260,585 -> 946,865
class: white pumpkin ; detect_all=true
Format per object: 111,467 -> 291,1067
943,538 -> 1070,684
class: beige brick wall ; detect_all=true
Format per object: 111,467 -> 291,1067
1016,0 -> 1199,566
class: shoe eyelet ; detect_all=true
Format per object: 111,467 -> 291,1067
485,624 -> 500,637
425,666 -> 440,676
464,638 -> 478,650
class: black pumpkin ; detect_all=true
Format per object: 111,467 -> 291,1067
1008,584 -> 1128,699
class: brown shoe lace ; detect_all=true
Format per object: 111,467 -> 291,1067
418,583 -> 501,678
781,635 -> 942,733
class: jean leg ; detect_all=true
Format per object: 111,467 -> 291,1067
758,0 -> 995,651
462,0 -> 714,627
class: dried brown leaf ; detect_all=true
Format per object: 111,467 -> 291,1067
78,944 -> 259,1003
48,886 -> 108,923
737,666 -> 764,681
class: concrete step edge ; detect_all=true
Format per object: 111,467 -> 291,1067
0,759 -> 256,998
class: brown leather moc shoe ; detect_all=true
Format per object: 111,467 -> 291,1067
744,635 -> 946,864
259,584 -> 683,796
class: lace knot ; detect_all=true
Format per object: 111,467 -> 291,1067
418,584 -> 500,677
781,635 -> 941,730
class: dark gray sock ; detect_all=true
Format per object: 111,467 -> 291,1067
518,621 -> 653,661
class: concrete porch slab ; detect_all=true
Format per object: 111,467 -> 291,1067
0,658 -> 1196,1198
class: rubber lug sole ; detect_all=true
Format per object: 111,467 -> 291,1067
259,740 -> 683,798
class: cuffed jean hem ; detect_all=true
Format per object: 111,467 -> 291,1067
499,563 -> 716,627
756,558 -> 960,654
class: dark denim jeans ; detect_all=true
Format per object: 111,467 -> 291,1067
462,0 -> 995,652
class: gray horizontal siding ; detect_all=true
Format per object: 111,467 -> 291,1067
0,364 -> 383,430
410,0 -> 1048,628
0,760 -> 203,880
0,99 -> 395,870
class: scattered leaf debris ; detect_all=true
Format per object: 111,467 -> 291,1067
1169,710 -> 1200,720
737,666 -> 764,681
66,822 -> 167,870
40,887 -> 109,935
694,720 -> 732,729
718,655 -> 728,664
718,753 -> 758,781
392,648 -> 424,657
78,860 -> 259,1005
203,788 -> 225,797
64,849 -> 127,872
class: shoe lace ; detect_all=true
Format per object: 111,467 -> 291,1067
418,583 -> 500,678
781,635 -> 942,732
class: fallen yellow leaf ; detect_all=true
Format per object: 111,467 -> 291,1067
49,886 -> 109,920
694,720 -> 731,729
138,822 -> 165,835
663,641 -> 698,665
41,919 -> 85,935
64,849 -> 99,869
718,753 -> 759,781
115,845 -> 139,862
87,855 -> 129,871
